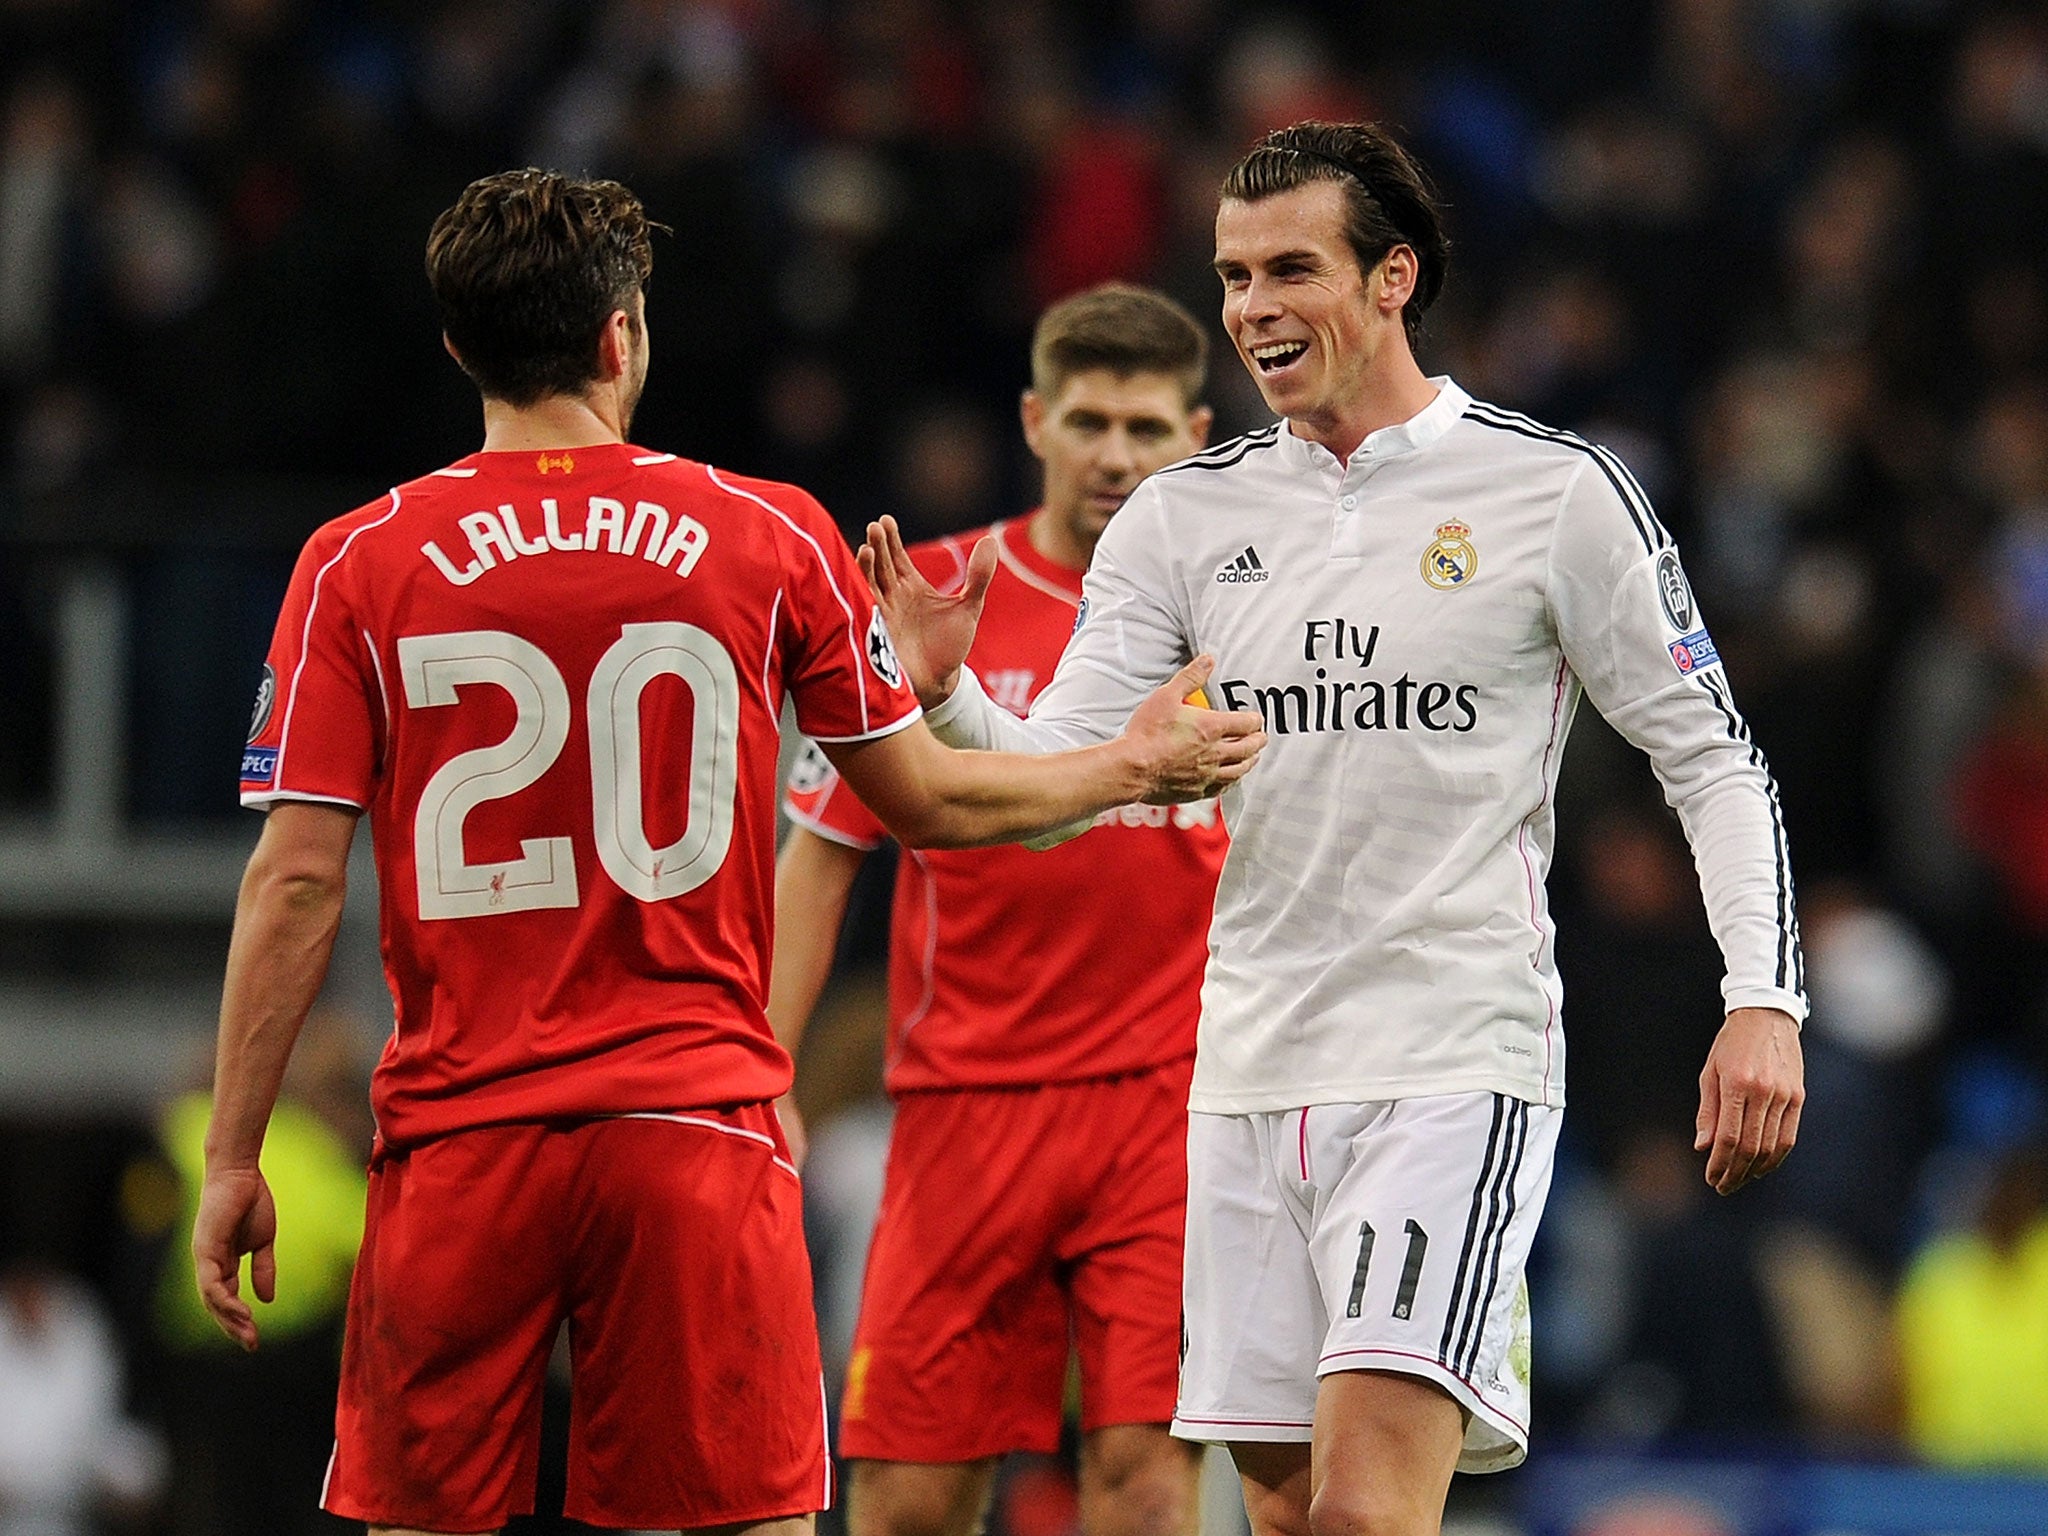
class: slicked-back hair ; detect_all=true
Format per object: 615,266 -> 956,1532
426,169 -> 657,406
1030,283 -> 1210,409
1220,122 -> 1449,350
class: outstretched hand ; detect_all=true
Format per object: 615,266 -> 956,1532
193,1165 -> 277,1351
1695,1007 -> 1804,1195
1124,656 -> 1266,803
859,515 -> 994,709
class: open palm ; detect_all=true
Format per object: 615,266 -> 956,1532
858,515 -> 996,708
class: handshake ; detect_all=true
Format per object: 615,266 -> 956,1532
857,514 -> 1268,819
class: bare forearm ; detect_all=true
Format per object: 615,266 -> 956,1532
837,731 -> 1147,850
206,859 -> 347,1171
921,744 -> 1148,846
827,659 -> 1261,849
768,830 -> 865,1055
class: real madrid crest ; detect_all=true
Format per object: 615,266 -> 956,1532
1421,521 -> 1477,589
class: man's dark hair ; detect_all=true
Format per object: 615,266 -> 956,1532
426,169 -> 657,406
1030,283 -> 1210,410
1220,122 -> 1449,350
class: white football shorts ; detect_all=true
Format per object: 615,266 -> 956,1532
1173,1091 -> 1560,1473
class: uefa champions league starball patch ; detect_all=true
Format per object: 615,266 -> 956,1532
248,664 -> 276,742
1421,521 -> 1478,589
241,664 -> 280,787
866,610 -> 903,688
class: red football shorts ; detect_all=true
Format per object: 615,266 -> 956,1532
322,1107 -> 829,1531
840,1057 -> 1193,1462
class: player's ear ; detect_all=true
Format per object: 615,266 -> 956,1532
442,333 -> 463,365
1187,404 -> 1214,450
1378,246 -> 1418,314
597,308 -> 635,380
1020,389 -> 1047,459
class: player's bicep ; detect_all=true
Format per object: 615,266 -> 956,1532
1567,543 -> 1754,802
816,725 -> 952,846
1550,460 -> 1709,723
244,800 -> 359,895
774,822 -> 869,907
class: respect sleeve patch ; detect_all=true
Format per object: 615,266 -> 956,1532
1669,629 -> 1720,675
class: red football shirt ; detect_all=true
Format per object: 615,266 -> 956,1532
242,444 -> 919,1148
782,514 -> 1227,1092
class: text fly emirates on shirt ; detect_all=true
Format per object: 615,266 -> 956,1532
1210,611 -> 1481,738
1199,515 -> 1492,740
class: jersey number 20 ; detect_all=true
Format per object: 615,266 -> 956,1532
399,624 -> 739,919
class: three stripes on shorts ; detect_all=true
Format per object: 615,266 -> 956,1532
1336,1093 -> 1529,1380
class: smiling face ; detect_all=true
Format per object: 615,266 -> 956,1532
1213,180 -> 1417,456
1022,367 -> 1211,569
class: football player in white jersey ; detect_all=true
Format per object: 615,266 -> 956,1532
861,121 -> 1806,1536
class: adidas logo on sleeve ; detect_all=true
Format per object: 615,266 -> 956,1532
1216,546 -> 1269,584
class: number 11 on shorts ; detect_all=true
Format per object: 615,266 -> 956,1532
1344,1219 -> 1429,1320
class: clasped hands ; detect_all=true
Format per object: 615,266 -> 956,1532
859,515 -> 1265,803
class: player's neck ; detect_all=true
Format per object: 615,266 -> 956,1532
1295,348 -> 1437,463
1027,506 -> 1094,573
477,391 -> 631,453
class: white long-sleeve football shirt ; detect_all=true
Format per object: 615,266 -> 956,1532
925,379 -> 1806,1113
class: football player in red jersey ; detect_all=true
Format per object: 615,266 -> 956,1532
193,172 -> 1262,1536
772,286 -> 1223,1536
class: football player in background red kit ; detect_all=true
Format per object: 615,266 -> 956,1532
191,171 -> 1263,1536
772,285 -> 1225,1536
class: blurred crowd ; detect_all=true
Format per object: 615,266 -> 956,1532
3,0 -> 2048,1529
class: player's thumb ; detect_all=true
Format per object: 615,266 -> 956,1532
1172,655 -> 1216,698
964,536 -> 999,604
1694,1081 -> 1717,1151
251,1244 -> 277,1305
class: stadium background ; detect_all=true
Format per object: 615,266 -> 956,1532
1,0 -> 2046,1532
